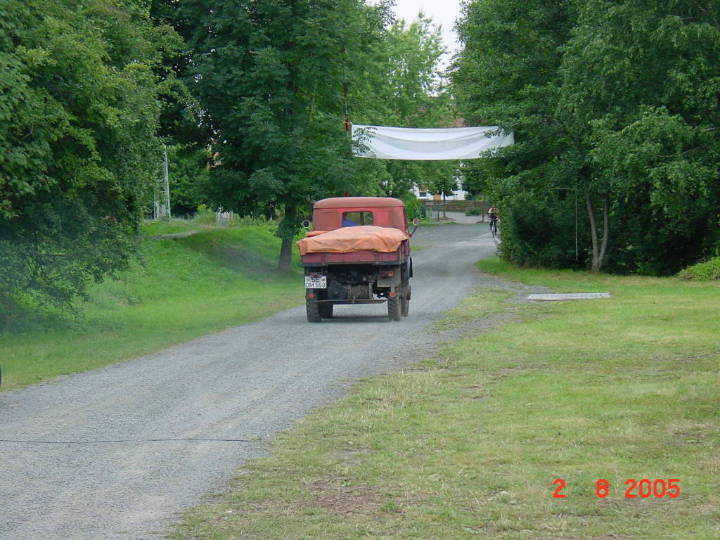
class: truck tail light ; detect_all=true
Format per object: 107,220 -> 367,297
379,270 -> 394,278
307,292 -> 316,299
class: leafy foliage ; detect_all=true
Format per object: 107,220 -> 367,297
178,0 -> 387,269
561,0 -> 720,273
353,16 -> 459,198
453,0 -> 580,266
166,145 -> 211,215
0,0 -> 178,317
677,257 -> 720,281
453,0 -> 720,274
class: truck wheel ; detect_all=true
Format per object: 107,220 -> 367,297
306,299 -> 321,322
400,283 -> 411,317
320,303 -> 333,318
387,295 -> 401,321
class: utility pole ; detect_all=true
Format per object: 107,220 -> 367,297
163,145 -> 171,220
154,146 -> 171,220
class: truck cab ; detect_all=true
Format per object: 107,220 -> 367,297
311,197 -> 409,233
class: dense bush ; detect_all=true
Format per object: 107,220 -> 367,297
677,257 -> 720,281
399,192 -> 424,220
497,191 -> 580,269
167,145 -> 211,216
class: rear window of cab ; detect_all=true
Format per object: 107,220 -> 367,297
342,211 -> 374,226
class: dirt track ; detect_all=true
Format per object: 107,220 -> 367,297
0,224 -> 498,539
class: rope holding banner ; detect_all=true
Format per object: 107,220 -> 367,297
342,82 -> 350,134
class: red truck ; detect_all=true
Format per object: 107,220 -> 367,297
297,197 -> 414,322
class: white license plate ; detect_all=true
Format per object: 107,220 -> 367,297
305,276 -> 327,289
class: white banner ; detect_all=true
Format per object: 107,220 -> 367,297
351,124 -> 514,160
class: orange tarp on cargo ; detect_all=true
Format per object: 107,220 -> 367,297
297,226 -> 408,255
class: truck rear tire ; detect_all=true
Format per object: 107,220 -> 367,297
400,282 -> 411,317
306,299 -> 321,322
388,296 -> 401,321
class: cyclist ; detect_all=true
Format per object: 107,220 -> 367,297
488,206 -> 499,236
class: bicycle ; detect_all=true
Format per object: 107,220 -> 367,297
489,217 -> 498,238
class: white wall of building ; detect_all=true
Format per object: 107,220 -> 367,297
412,178 -> 468,201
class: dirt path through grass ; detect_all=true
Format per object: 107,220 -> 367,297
0,224 -> 498,539
171,260 -> 720,539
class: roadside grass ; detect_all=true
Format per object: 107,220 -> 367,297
174,258 -> 720,539
0,223 -> 303,391
417,219 -> 459,226
141,218 -> 207,236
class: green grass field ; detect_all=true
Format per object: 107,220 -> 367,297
0,221 -> 303,391
174,258 -> 720,539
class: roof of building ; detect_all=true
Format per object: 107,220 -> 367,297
314,197 -> 405,209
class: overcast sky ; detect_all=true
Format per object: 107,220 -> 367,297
391,0 -> 464,64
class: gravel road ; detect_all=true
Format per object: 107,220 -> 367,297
0,224 -> 497,539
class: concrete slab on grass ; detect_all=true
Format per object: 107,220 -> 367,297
527,292 -> 611,301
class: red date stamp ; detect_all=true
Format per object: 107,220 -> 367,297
553,478 -> 680,498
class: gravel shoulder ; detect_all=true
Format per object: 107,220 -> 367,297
0,224 -> 498,539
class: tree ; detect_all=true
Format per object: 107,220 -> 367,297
560,0 -> 720,274
453,0 -> 720,274
0,0 -> 179,319
352,15 -> 458,198
452,0 -> 581,268
181,0 -> 381,270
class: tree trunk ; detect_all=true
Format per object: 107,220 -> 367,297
278,206 -> 297,272
278,236 -> 293,272
586,194 -> 599,271
586,193 -> 609,272
599,199 -> 609,268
